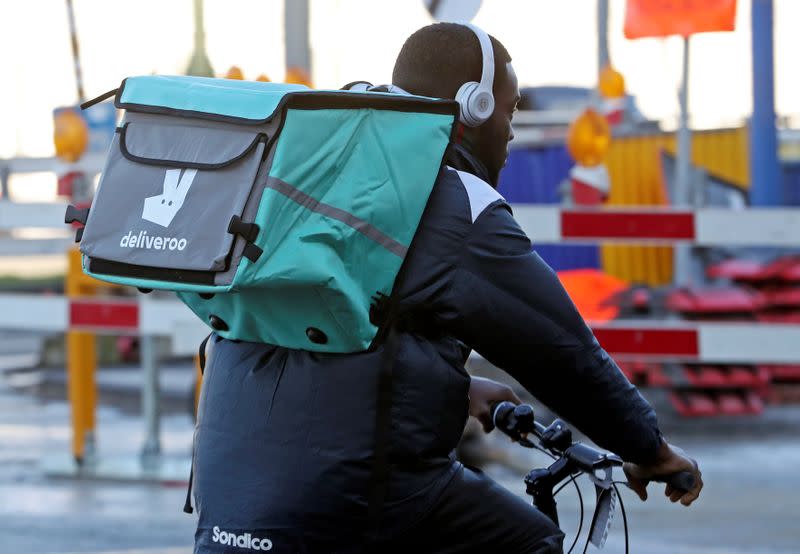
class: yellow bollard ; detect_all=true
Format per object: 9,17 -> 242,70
65,247 -> 97,463
66,330 -> 96,462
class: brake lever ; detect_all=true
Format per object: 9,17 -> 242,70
587,463 -> 615,490
516,436 -> 535,448
587,453 -> 624,549
588,485 -> 618,549
587,453 -> 623,490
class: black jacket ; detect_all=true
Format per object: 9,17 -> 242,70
191,143 -> 662,549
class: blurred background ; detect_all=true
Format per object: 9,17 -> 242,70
1,1 -> 799,552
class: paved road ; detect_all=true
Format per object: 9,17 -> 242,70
0,383 -> 196,553
1,331 -> 799,553
0,332 -> 195,553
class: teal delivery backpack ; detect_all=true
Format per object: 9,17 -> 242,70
70,76 -> 457,352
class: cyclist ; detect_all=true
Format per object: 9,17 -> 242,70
190,23 -> 703,553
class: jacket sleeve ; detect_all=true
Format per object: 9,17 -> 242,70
439,200 -> 663,465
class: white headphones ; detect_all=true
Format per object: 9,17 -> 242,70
455,23 -> 496,127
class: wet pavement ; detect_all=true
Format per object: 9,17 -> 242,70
0,368 -> 197,552
1,331 -> 799,553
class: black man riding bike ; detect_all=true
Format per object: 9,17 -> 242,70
190,23 -> 703,553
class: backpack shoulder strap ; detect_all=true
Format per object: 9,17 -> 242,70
184,332 -> 212,514
197,333 -> 211,376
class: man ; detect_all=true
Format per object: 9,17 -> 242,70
191,23 -> 703,553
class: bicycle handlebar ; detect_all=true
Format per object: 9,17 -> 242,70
491,401 -> 696,492
651,471 -> 696,491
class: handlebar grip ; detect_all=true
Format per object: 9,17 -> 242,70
491,401 -> 534,442
653,471 -> 696,492
490,401 -> 513,429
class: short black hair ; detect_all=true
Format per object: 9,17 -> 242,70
392,23 -> 512,100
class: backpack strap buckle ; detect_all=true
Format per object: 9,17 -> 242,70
228,215 -> 259,242
64,205 -> 90,225
65,205 -> 90,242
228,215 -> 263,263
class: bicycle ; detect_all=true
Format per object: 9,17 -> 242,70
491,401 -> 696,553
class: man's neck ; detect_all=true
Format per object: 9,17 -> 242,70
447,142 -> 493,186
457,126 -> 478,153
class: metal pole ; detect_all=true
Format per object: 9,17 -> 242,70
676,36 -> 692,205
750,0 -> 781,205
0,165 -> 9,199
65,0 -> 85,102
186,0 -> 214,77
674,36 -> 692,287
140,335 -> 161,464
284,0 -> 311,75
597,0 -> 610,75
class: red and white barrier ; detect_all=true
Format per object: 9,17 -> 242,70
0,201 -> 73,255
590,322 -> 800,363
0,201 -> 72,230
11,202 -> 800,246
513,206 -> 800,246
4,293 -> 798,363
467,321 -> 800,364
2,294 -> 207,357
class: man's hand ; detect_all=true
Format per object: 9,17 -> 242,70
468,376 -> 521,433
623,440 -> 703,506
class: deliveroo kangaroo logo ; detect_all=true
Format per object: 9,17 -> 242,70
142,168 -> 198,227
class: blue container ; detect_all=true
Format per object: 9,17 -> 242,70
782,161 -> 800,206
498,146 -> 601,271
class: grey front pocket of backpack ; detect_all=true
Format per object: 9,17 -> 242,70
80,117 -> 267,273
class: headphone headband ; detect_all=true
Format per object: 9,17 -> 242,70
464,23 -> 494,98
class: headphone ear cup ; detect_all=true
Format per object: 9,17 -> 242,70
470,90 -> 495,123
455,81 -> 480,127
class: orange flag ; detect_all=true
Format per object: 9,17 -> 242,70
557,269 -> 627,323
624,0 -> 737,39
